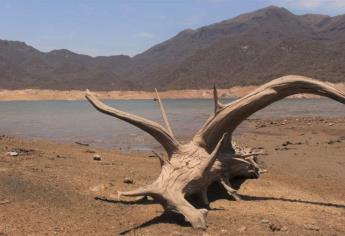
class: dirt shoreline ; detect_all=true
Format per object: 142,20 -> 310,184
0,117 -> 344,235
1,81 -> 344,101
0,86 -> 256,101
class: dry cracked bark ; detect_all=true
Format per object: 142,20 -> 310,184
85,75 -> 345,229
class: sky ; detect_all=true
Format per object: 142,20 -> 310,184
1,0 -> 345,57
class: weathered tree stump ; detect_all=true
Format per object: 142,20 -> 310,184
85,75 -> 345,229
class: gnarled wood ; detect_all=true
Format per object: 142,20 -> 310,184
155,88 -> 174,138
213,84 -> 225,114
85,90 -> 179,156
85,76 -> 345,229
194,75 -> 345,152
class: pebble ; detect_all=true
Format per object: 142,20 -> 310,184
6,151 -> 18,156
269,223 -> 282,232
282,141 -> 292,147
304,223 -> 320,231
327,139 -> 341,145
261,219 -> 270,224
86,149 -> 96,154
123,177 -> 134,184
93,154 -> 102,161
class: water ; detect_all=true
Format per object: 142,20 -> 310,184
0,98 -> 344,152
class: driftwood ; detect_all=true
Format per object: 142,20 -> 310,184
85,75 -> 345,229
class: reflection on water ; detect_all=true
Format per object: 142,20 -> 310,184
0,98 -> 344,152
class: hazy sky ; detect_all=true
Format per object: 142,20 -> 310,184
1,0 -> 345,56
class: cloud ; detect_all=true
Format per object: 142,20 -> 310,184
274,0 -> 345,11
134,32 -> 156,38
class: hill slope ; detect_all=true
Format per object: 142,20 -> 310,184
1,6 -> 345,90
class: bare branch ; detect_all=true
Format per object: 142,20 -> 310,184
194,76 -> 345,152
118,184 -> 154,198
213,84 -> 225,114
155,88 -> 174,137
85,90 -> 179,156
220,177 -> 242,201
200,133 -> 229,175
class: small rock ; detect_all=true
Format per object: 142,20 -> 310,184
261,219 -> 270,224
327,140 -> 339,145
6,151 -> 18,156
12,148 -> 35,155
304,223 -> 320,231
269,223 -> 282,232
328,123 -> 334,126
282,141 -> 292,147
75,141 -> 89,146
220,229 -> 228,234
123,177 -> 134,184
237,226 -> 246,232
93,154 -> 102,161
281,226 -> 288,232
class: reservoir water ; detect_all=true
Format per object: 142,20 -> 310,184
0,98 -> 344,151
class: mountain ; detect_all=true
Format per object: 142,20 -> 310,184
132,6 -> 345,89
0,40 -> 133,90
1,6 -> 345,91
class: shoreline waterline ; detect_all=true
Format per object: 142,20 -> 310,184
0,81 -> 344,101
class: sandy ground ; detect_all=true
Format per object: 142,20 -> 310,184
0,117 -> 344,235
0,86 -> 256,101
0,81 -> 344,101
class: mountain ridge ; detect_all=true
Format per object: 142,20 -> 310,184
1,6 -> 345,90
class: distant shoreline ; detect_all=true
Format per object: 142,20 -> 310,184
0,82 -> 344,101
0,86 -> 254,101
